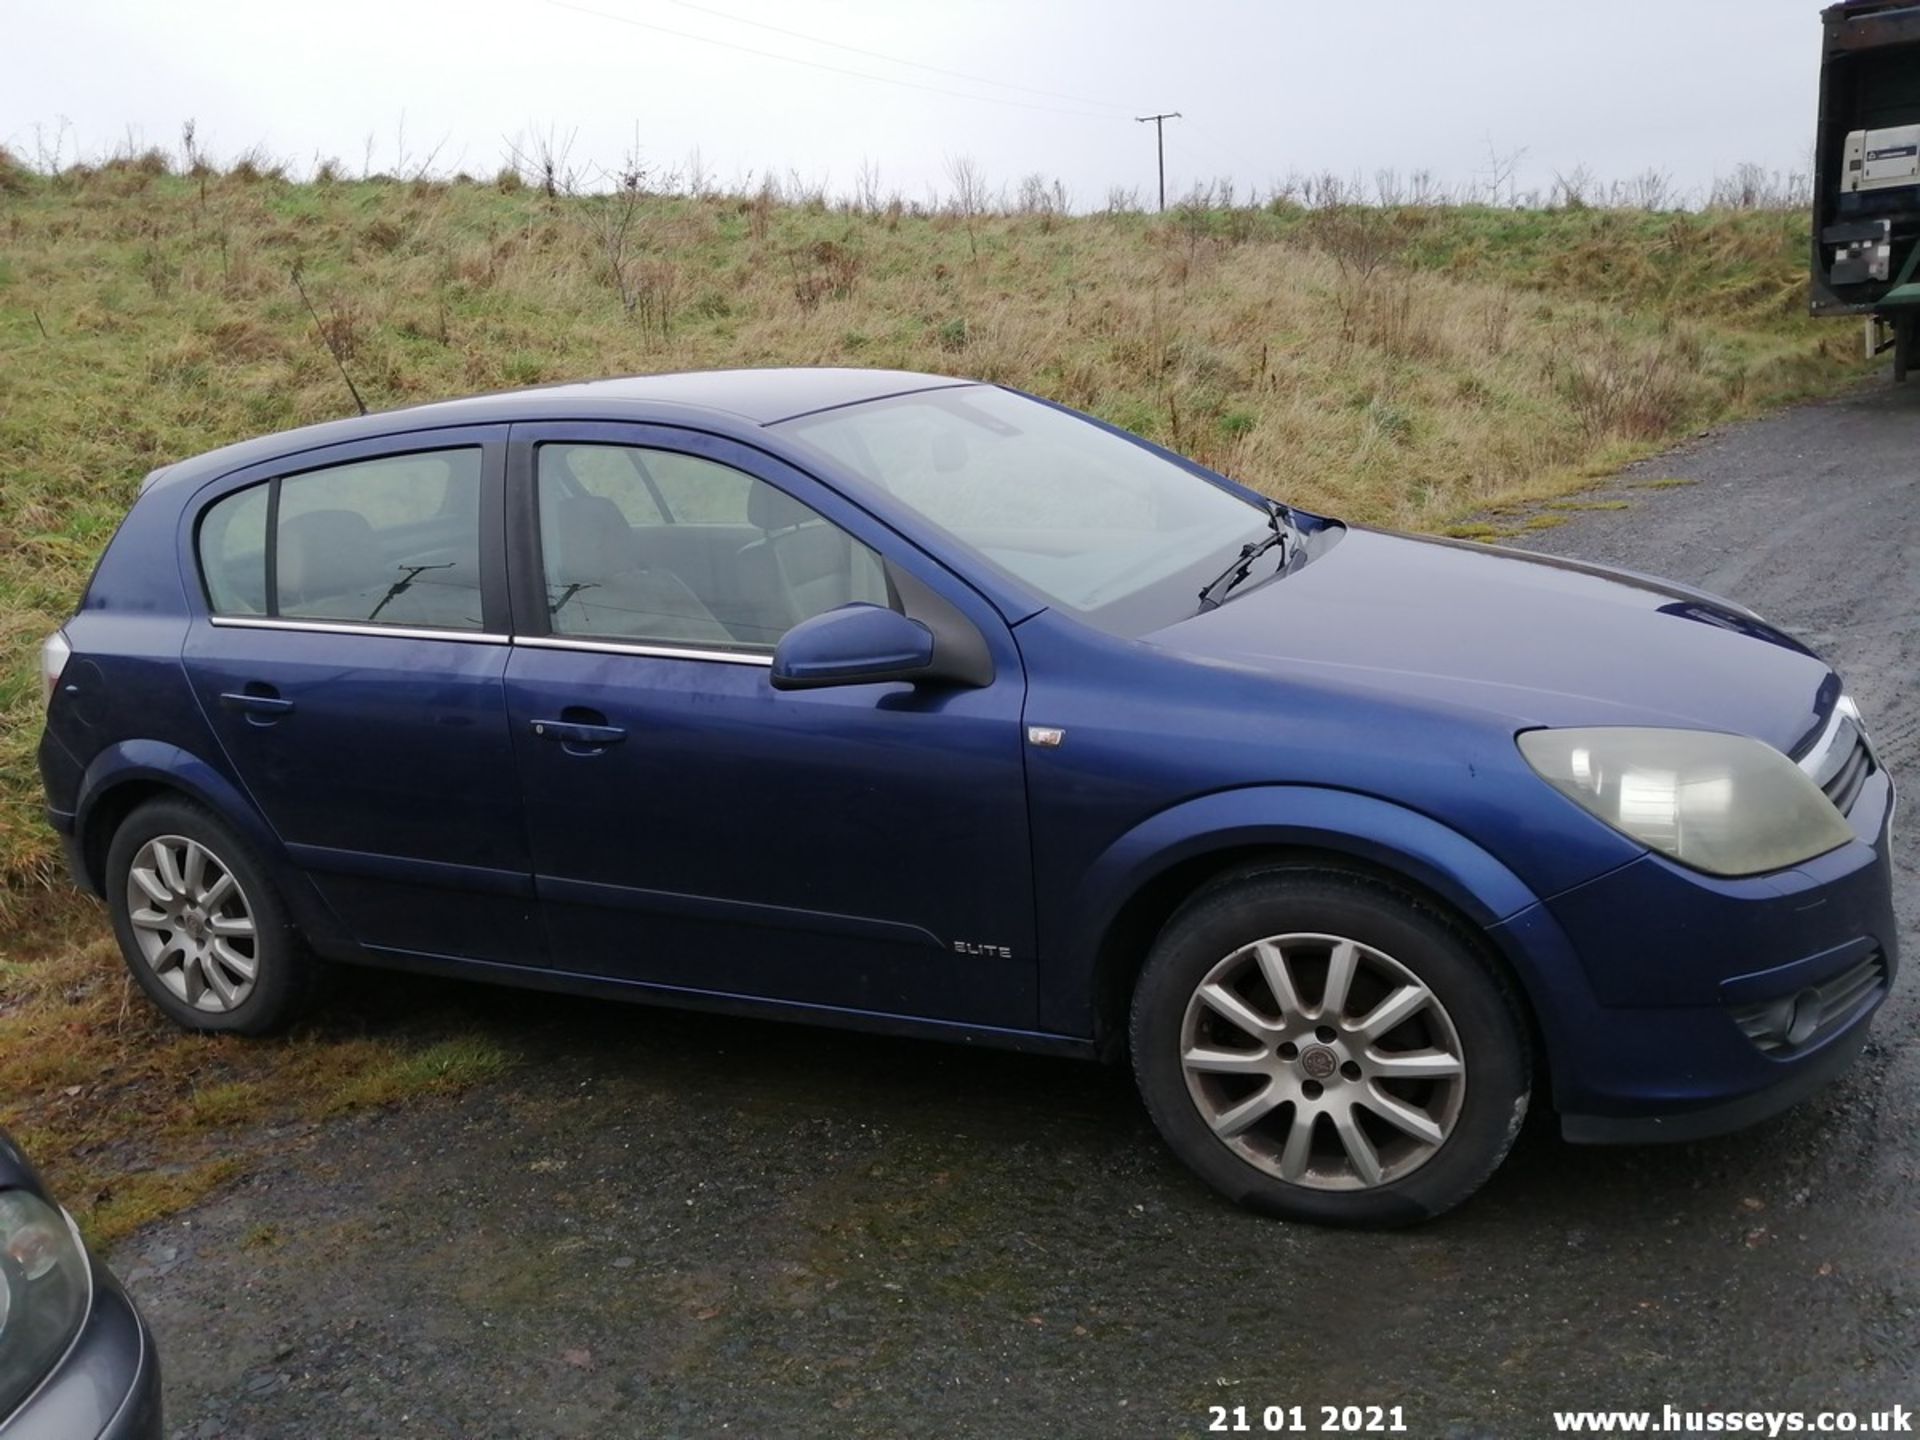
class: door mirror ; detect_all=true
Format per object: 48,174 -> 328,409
770,604 -> 938,691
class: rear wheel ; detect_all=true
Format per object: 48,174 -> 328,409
1894,314 -> 1914,384
1130,867 -> 1531,1226
105,797 -> 321,1035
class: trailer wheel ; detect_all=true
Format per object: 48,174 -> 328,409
1895,315 -> 1914,384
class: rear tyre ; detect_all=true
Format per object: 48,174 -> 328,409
105,797 -> 321,1036
1894,314 -> 1914,384
1130,867 -> 1531,1227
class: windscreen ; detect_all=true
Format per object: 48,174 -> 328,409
779,387 -> 1262,616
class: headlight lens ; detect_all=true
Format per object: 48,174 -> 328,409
1518,727 -> 1856,877
0,1190 -> 91,1416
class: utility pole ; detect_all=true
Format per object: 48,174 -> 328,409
1135,111 -> 1181,212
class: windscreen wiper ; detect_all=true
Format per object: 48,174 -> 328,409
1197,501 -> 1298,612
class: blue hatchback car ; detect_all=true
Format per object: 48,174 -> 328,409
37,369 -> 1899,1224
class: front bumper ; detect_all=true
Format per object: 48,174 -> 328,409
0,1268 -> 161,1440
1489,769 -> 1899,1144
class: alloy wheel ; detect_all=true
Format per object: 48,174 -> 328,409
125,834 -> 259,1013
1179,933 -> 1467,1191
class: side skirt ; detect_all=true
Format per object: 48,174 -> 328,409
329,943 -> 1100,1061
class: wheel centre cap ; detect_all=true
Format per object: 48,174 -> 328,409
1300,1045 -> 1339,1080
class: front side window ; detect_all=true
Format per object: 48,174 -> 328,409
779,386 -> 1265,627
535,443 -> 887,652
196,448 -> 485,631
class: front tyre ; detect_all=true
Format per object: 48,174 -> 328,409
105,797 -> 320,1036
1130,868 -> 1531,1227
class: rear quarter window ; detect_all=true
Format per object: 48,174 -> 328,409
198,484 -> 270,615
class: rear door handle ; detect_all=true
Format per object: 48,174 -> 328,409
219,689 -> 294,719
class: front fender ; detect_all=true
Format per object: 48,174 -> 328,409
1041,785 -> 1550,1040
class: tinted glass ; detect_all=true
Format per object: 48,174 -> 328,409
198,483 -> 270,615
536,443 -> 887,652
275,449 -> 484,630
780,387 -> 1261,616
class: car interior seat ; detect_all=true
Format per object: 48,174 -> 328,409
545,494 -> 733,645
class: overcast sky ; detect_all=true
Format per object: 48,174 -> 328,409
8,0 -> 1825,207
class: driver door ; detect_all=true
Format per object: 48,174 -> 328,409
502,421 -> 1040,1031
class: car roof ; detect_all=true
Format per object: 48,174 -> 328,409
142,368 -> 974,496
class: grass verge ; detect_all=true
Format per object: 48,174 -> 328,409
0,894 -> 512,1245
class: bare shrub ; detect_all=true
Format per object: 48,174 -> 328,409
1016,172 -> 1069,220
1305,206 -> 1415,345
853,158 -> 883,216
746,178 -> 775,241
1478,138 -> 1529,208
0,147 -> 33,195
1551,165 -> 1597,212
1626,168 -> 1675,211
227,145 -> 287,183
1558,340 -> 1692,440
1407,169 -> 1447,207
787,239 -> 861,310
685,146 -> 712,199
576,143 -> 655,317
503,125 -> 578,200
945,154 -> 989,259
1708,164 -> 1812,212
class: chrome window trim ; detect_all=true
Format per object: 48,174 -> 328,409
208,616 -> 507,645
513,634 -> 775,667
207,615 -> 779,666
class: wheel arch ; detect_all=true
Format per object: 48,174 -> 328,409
74,739 -> 282,893
74,739 -> 360,958
1056,786 -> 1552,1060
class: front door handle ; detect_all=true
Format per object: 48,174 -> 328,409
529,716 -> 628,751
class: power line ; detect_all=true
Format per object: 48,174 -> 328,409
655,0 -> 1134,114
545,0 -> 1121,120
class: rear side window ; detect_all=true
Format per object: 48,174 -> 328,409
196,448 -> 485,631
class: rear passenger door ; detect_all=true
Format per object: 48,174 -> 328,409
502,422 -> 1038,1030
181,429 -> 542,966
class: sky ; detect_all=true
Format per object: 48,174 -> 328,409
7,0 -> 1827,208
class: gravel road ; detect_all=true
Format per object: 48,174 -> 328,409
124,385 -> 1919,1440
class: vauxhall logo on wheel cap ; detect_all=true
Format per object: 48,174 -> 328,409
1300,1046 -> 1339,1080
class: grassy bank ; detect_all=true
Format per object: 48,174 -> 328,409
0,155 -> 1870,1230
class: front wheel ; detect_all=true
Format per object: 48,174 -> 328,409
1130,868 -> 1531,1227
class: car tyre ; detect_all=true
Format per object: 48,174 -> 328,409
105,796 -> 321,1036
1130,866 -> 1531,1227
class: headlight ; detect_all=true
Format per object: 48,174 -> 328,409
1518,727 -> 1856,878
0,1190 -> 92,1416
